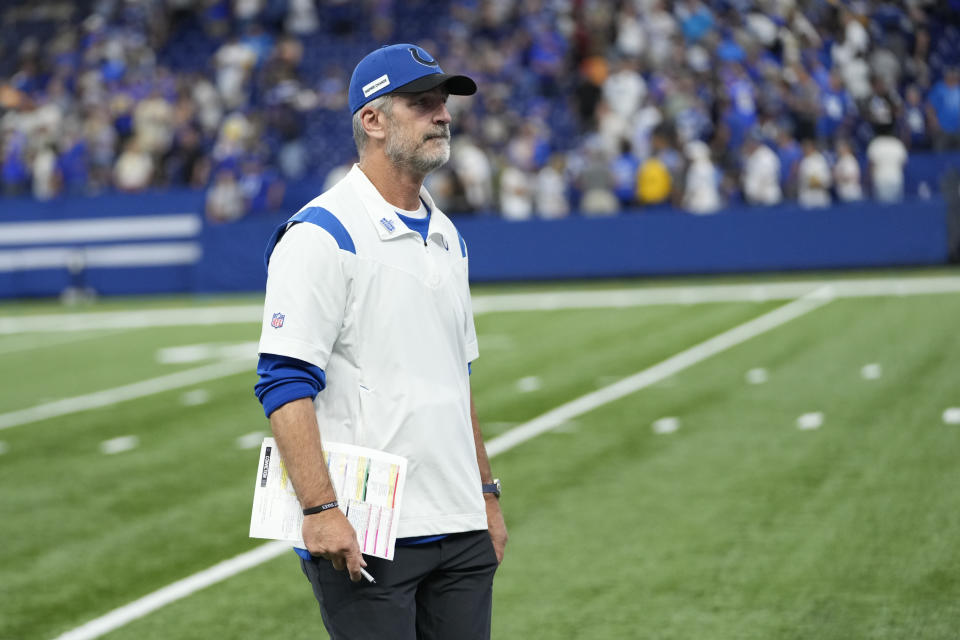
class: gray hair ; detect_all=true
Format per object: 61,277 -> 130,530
352,95 -> 394,156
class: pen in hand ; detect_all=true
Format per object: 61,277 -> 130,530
293,547 -> 376,582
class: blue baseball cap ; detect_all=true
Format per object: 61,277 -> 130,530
348,43 -> 477,114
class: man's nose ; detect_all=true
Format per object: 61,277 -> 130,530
434,101 -> 451,125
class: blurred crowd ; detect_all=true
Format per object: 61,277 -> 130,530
1,0 -> 959,221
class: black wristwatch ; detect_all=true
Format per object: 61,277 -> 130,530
482,478 -> 501,498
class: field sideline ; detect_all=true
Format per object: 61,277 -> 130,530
3,270 -> 960,639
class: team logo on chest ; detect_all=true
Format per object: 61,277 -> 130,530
379,217 -> 396,232
271,312 -> 285,328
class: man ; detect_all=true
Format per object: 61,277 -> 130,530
681,140 -> 720,214
833,139 -> 863,203
742,131 -> 782,206
796,138 -> 831,209
254,43 -> 507,639
866,123 -> 908,204
927,67 -> 960,151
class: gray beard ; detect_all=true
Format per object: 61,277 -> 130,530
385,131 -> 451,175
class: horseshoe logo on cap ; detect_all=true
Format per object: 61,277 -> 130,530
409,47 -> 439,67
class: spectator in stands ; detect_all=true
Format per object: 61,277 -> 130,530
238,156 -> 284,213
110,92 -> 136,144
31,143 -> 60,201
610,139 -> 639,207
212,111 -> 254,166
133,89 -> 175,159
83,110 -> 118,192
113,139 -> 154,193
316,64 -> 349,112
58,131 -> 89,196
2,130 -> 31,197
527,14 -> 569,96
0,0 -> 955,216
205,167 -> 245,222
681,140 -> 720,214
451,136 -> 494,212
867,126 -> 908,204
818,71 -> 857,142
603,59 -> 646,124
676,0 -> 714,45
905,26 -> 932,90
832,30 -> 871,101
573,56 -> 605,131
595,100 -> 629,161
629,95 -> 663,163
869,41 -> 902,97
796,139 -> 831,209
833,139 -> 863,203
721,64 -> 759,150
614,2 -> 645,60
213,34 -> 257,110
506,119 -> 549,176
498,161 -> 534,221
645,1 -> 678,70
775,128 -> 802,201
535,153 -> 570,219
284,0 -> 320,35
578,142 -> 618,216
786,65 -> 821,143
927,67 -> 960,151
865,75 -> 901,140
190,74 -> 224,137
646,124 -> 684,206
163,124 -> 209,188
424,167 -> 469,214
742,132 -> 782,206
636,153 -> 671,207
901,85 -> 931,150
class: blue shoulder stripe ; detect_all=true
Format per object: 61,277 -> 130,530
293,207 -> 356,253
264,207 -> 356,270
457,231 -> 467,258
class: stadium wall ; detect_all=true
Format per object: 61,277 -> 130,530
0,193 -> 950,298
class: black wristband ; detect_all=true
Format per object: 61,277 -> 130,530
302,500 -> 339,516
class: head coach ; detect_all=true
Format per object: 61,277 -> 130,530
253,43 -> 508,639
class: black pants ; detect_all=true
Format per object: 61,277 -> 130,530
300,530 -> 499,640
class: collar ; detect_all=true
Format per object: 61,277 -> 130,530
347,164 -> 452,251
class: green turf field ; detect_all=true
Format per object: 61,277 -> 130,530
2,272 -> 960,639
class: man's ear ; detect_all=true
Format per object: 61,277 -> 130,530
362,107 -> 387,142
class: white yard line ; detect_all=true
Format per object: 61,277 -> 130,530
472,275 -> 960,313
51,542 -> 291,640
0,305 -> 264,335
0,359 -> 253,431
485,287 -> 833,456
0,329 -> 128,356
49,287 -> 834,640
4,274 -> 960,335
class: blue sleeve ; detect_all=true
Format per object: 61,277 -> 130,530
254,353 -> 327,418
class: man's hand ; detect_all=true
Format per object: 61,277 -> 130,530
303,509 -> 367,582
270,399 -> 366,581
485,494 -> 508,564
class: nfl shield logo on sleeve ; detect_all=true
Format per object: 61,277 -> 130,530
271,312 -> 285,329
